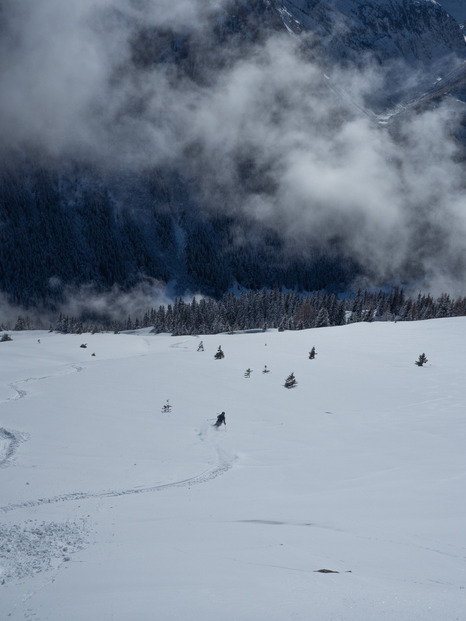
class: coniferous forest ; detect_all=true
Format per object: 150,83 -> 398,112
1,1 -> 465,333
3,288 -> 466,336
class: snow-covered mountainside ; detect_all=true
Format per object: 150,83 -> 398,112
275,0 -> 466,106
0,0 -> 466,312
276,0 -> 465,65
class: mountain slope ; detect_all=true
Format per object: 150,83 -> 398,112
276,0 -> 466,64
1,0 -> 466,310
275,0 -> 466,106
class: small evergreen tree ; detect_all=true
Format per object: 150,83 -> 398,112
214,346 -> 224,359
0,333 -> 13,342
14,316 -> 25,331
415,353 -> 428,367
284,372 -> 297,389
162,399 -> 172,413
309,347 -> 316,359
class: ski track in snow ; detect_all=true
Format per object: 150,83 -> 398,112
169,339 -> 192,350
0,345 -> 236,594
4,364 -> 85,404
0,362 -> 90,588
0,417 -> 234,592
1,364 -> 85,468
0,421 -> 236,514
0,450 -> 235,515
1,357 -> 235,514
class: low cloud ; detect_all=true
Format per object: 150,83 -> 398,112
1,0 -> 465,296
55,280 -> 177,323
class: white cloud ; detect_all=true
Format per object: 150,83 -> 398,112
0,0 -> 465,294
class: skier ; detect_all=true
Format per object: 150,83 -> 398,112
214,412 -> 226,427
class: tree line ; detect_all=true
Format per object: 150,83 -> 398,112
3,288 -> 466,335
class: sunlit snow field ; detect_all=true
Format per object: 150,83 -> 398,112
1,319 -> 465,620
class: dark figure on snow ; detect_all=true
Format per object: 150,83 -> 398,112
415,353 -> 428,367
215,412 -> 226,427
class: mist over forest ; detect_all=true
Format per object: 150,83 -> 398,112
1,0 -> 466,324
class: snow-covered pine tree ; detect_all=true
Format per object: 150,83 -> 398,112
415,353 -> 428,367
284,372 -> 297,389
162,399 -> 172,413
314,307 -> 330,328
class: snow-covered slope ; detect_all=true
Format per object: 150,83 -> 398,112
276,0 -> 466,65
1,320 -> 465,620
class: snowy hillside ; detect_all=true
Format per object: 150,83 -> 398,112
1,320 -> 465,620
